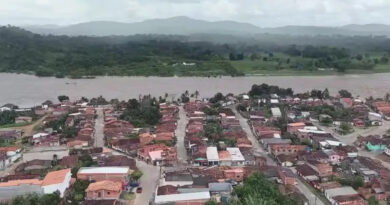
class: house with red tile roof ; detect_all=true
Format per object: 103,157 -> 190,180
41,168 -> 71,197
86,180 -> 122,200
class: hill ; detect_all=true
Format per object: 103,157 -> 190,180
24,16 -> 261,36
23,16 -> 390,37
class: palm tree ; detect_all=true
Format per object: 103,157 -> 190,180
195,90 -> 200,99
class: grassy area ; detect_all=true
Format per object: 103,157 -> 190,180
0,122 -> 30,129
230,58 -> 390,76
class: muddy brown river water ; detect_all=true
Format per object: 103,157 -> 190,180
1,73 -> 390,107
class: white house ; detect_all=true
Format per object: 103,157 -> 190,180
271,107 -> 282,118
385,147 -> 390,156
207,147 -> 219,166
41,168 -> 71,197
226,147 -> 245,166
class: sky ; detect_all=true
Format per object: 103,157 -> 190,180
1,0 -> 390,27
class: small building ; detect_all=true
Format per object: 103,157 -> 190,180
324,186 -> 358,205
207,147 -> 219,166
86,180 -> 122,200
41,168 -> 71,197
154,191 -> 210,204
77,167 -> 130,183
0,179 -> 43,200
226,147 -> 245,166
15,116 -> 33,124
278,168 -> 296,185
271,107 -> 282,118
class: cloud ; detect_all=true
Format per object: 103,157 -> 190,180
0,0 -> 390,26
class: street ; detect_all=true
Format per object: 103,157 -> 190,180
316,121 -> 390,169
175,106 -> 188,164
94,107 -> 104,147
111,150 -> 160,205
232,106 -> 325,205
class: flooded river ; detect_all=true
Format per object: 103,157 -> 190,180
1,73 -> 390,107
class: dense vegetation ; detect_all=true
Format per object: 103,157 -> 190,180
6,192 -> 61,205
120,96 -> 162,127
230,173 -> 298,205
1,26 -> 390,77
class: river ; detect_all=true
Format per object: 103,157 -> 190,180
1,73 -> 390,107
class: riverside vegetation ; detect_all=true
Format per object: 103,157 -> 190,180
1,26 -> 390,78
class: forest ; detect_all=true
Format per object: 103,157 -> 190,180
1,26 -> 390,77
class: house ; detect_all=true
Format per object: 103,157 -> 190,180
0,130 -> 21,144
60,155 -> 79,168
271,107 -> 282,118
366,138 -> 387,151
162,172 -> 193,187
32,134 -> 60,147
332,194 -> 366,205
0,146 -> 22,163
270,144 -> 306,156
385,147 -> 390,156
15,116 -> 33,124
218,151 -> 232,166
276,154 -> 297,167
296,164 -> 319,182
0,179 -> 43,200
224,168 -> 244,182
41,168 -> 71,197
278,168 -> 296,185
287,122 -> 306,133
208,182 -> 233,197
226,147 -> 245,166
97,155 -> 136,170
86,180 -> 122,200
77,167 -> 130,183
207,147 -> 219,166
154,191 -> 210,204
324,187 -> 358,205
85,200 -> 118,205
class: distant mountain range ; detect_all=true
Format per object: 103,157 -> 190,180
22,16 -> 390,37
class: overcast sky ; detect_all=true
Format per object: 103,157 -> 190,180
1,0 -> 390,27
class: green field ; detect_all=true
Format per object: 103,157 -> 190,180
230,53 -> 390,76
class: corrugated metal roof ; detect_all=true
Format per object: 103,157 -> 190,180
78,166 -> 129,174
155,191 -> 210,204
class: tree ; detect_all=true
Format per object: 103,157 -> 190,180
338,89 -> 352,98
205,200 -> 218,205
194,90 -> 200,99
231,173 -> 297,205
131,170 -> 143,181
58,95 -> 69,102
385,93 -> 390,102
322,88 -> 330,99
368,196 -> 379,205
0,110 -> 17,125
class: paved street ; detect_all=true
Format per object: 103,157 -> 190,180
94,107 -> 104,147
316,121 -> 390,169
233,106 -> 325,205
176,106 -> 188,164
232,106 -> 275,165
111,150 -> 160,205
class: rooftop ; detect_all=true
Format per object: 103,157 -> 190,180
42,168 -> 71,186
0,179 -> 42,187
86,180 -> 122,192
78,166 -> 129,174
206,147 -> 219,161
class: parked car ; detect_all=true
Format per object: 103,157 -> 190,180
136,187 -> 143,193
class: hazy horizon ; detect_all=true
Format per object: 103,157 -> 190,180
1,0 -> 390,27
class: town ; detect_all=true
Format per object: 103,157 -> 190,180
0,84 -> 390,205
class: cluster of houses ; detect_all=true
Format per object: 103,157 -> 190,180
238,91 -> 390,205
105,102 -> 179,166
184,101 -> 253,167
